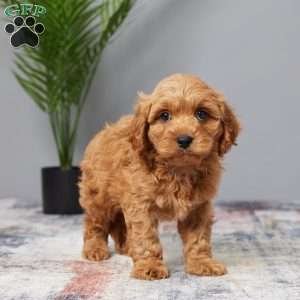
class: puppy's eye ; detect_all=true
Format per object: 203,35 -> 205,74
196,110 -> 209,121
159,111 -> 171,121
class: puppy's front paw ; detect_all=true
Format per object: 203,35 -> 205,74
82,238 -> 110,261
186,258 -> 227,276
131,258 -> 169,280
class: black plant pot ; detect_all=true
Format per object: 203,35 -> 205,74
42,167 -> 83,214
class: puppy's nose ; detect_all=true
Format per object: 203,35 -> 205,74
176,135 -> 193,149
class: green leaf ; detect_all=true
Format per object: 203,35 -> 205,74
2,0 -> 135,168
14,73 -> 48,111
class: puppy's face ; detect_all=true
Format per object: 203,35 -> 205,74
131,74 -> 240,167
147,95 -> 221,164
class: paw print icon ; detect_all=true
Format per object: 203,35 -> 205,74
5,16 -> 45,48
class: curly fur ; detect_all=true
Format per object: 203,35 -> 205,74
79,74 -> 240,280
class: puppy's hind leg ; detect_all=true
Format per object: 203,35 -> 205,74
110,211 -> 128,255
79,173 -> 111,261
82,211 -> 110,261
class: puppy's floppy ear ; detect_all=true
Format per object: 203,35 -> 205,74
130,92 -> 152,157
218,97 -> 241,157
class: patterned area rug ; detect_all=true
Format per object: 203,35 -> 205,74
0,198 -> 299,300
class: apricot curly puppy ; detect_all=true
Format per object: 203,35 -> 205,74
79,74 -> 240,280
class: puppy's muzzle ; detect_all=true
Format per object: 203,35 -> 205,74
176,135 -> 193,149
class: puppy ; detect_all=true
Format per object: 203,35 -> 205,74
79,74 -> 240,280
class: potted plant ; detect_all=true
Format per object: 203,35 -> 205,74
1,0 -> 134,214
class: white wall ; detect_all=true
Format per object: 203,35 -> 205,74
1,0 -> 300,202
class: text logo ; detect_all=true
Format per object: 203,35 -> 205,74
4,4 -> 46,17
4,4 -> 46,48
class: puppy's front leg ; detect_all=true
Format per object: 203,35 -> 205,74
124,204 -> 169,280
178,201 -> 227,276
